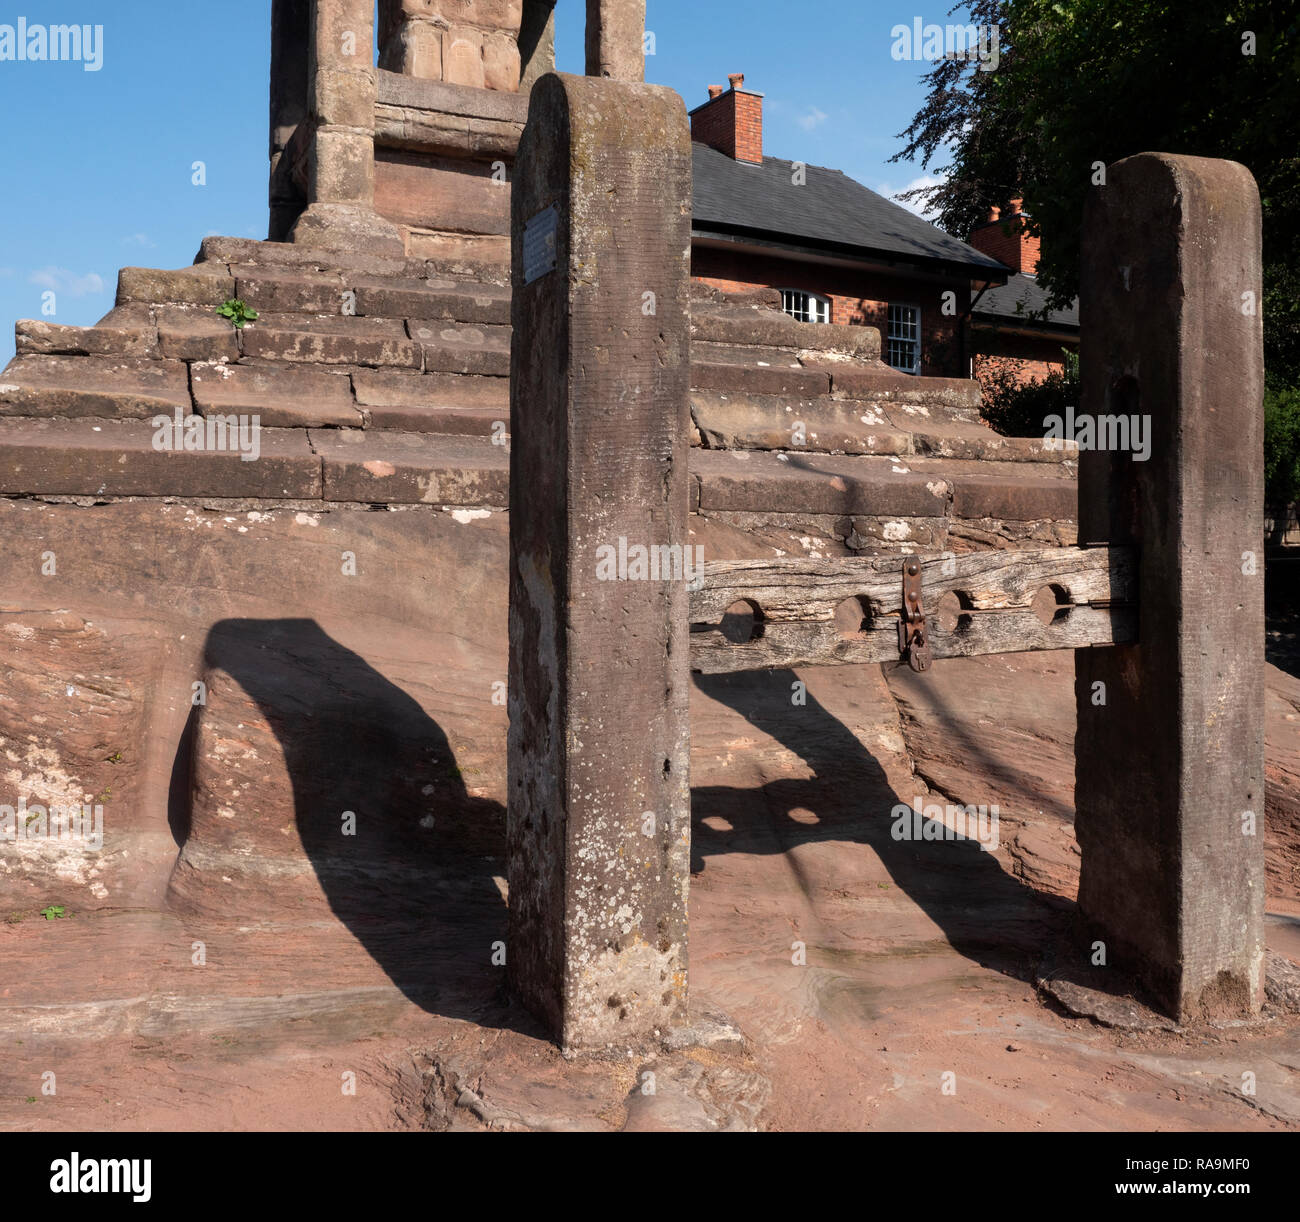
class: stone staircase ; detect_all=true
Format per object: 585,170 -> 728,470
0,238 -> 1077,549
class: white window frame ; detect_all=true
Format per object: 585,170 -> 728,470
886,303 -> 922,375
780,289 -> 832,325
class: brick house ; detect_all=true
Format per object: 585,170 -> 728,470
689,75 -> 1008,380
966,200 -> 1080,388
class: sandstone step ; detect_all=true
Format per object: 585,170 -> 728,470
828,366 -> 981,408
232,267 -> 348,315
691,449 -> 1077,524
352,368 -> 508,434
692,305 -> 880,362
310,428 -> 509,505
408,321 -> 511,376
241,314 -> 421,369
692,343 -> 832,396
692,390 -> 912,455
352,278 -> 511,325
197,235 -> 423,281
117,264 -> 235,308
15,304 -> 159,359
0,418 -> 321,499
191,361 -> 361,429
0,355 -> 191,420
155,306 -> 241,362
197,235 -> 510,288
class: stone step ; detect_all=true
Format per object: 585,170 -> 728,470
692,391 -> 912,455
240,314 -> 421,369
829,366 -> 981,407
154,306 -> 241,362
15,304 -> 159,359
691,389 -> 1067,463
0,355 -> 192,420
691,448 -> 1077,528
310,428 -> 510,505
352,368 -> 508,434
408,321 -> 511,376
692,344 -> 832,397
191,361 -> 362,429
692,305 -> 880,362
351,278 -> 512,325
197,235 -> 510,287
117,264 -> 235,308
0,418 -> 321,499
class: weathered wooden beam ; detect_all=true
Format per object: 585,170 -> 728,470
689,545 -> 1135,672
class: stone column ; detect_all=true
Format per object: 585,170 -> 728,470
291,0 -> 404,256
1075,152 -> 1265,1021
269,0 -> 310,241
507,73 -> 692,1052
519,0 -> 557,92
585,0 -> 645,82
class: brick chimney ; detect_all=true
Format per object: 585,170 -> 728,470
689,73 -> 764,165
968,197 -> 1042,275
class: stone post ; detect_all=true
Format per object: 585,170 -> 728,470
1075,153 -> 1266,1021
291,0 -> 404,256
585,0 -> 646,82
507,73 -> 692,1052
520,1 -> 558,92
269,0 -> 310,241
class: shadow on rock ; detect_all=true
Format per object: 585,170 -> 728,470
691,668 -> 1067,985
167,617 -> 536,1035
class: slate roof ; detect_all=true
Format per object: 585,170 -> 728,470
691,143 -> 1007,278
973,272 -> 1080,330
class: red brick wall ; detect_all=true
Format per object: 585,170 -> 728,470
972,332 -> 1075,389
690,90 -> 763,164
968,211 -> 1040,275
692,246 -> 965,377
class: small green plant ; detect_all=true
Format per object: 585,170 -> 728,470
216,298 -> 258,329
104,751 -> 123,765
25,1096 -> 36,1104
40,906 -> 67,921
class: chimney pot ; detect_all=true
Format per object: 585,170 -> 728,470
988,205 -> 1001,222
728,73 -> 745,90
1008,196 -> 1024,215
708,84 -> 723,99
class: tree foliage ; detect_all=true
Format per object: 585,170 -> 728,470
892,0 -> 1300,384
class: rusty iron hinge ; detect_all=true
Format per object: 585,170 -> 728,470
897,555 -> 932,672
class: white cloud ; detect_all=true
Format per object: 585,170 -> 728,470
122,233 -> 156,249
877,173 -> 947,221
796,106 -> 828,132
27,267 -> 107,297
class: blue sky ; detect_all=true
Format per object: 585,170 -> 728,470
0,0 -> 956,363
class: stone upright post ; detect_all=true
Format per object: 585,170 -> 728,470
269,0 -> 310,242
291,0 -> 404,256
585,0 -> 646,81
1075,153 -> 1266,1021
507,73 -> 692,1052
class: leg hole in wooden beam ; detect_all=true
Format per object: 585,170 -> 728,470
833,595 -> 873,639
1032,583 -> 1073,626
721,599 -> 764,644
934,590 -> 974,633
